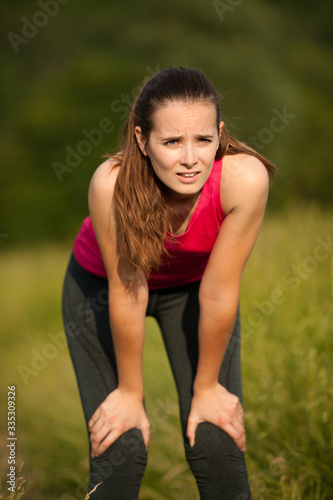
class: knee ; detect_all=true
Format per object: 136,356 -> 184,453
185,422 -> 250,497
186,422 -> 242,463
89,428 -> 147,492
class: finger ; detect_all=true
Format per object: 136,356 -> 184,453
140,424 -> 150,451
88,407 -> 102,430
233,416 -> 245,435
237,404 -> 244,420
90,421 -> 111,451
95,429 -> 121,457
235,430 -> 246,452
233,421 -> 246,451
90,415 -> 105,435
234,407 -> 245,435
186,419 -> 198,447
221,421 -> 246,452
90,427 -> 113,457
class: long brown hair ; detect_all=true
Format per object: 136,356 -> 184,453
112,67 -> 276,279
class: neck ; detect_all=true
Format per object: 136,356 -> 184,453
164,189 -> 202,235
164,185 -> 201,206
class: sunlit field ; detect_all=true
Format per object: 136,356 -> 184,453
0,203 -> 332,500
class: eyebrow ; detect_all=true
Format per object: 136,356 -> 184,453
161,134 -> 215,141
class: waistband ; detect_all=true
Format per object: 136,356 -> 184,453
67,252 -> 201,293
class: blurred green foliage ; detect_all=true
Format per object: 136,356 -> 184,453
1,0 -> 333,245
0,205 -> 332,498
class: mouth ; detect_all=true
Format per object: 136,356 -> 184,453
177,172 -> 199,178
176,171 -> 201,184
176,171 -> 200,179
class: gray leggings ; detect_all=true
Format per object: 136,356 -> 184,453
62,253 -> 251,500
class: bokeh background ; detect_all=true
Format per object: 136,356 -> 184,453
1,1 -> 332,499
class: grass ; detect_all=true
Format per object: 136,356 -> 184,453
0,203 -> 332,499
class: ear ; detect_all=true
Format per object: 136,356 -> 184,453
218,121 -> 224,140
135,126 -> 148,156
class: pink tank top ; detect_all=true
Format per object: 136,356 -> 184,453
73,158 -> 225,289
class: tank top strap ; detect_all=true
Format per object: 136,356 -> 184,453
202,158 -> 224,222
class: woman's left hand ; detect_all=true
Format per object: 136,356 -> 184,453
186,383 -> 246,452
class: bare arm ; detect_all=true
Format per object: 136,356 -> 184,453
187,154 -> 269,450
87,159 -> 150,455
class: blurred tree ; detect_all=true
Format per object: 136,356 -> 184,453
1,0 -> 332,245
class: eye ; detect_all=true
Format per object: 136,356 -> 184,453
164,139 -> 178,146
198,138 -> 212,143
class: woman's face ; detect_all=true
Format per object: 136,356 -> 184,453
135,101 -> 223,201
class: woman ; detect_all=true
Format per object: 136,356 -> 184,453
62,67 -> 275,500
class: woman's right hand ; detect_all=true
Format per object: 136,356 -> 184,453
88,388 -> 150,457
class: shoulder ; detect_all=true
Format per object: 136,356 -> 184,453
87,157 -> 122,279
89,156 -> 120,198
88,155 -> 122,214
88,155 -> 121,233
221,153 -> 269,216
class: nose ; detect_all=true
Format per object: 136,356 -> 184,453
180,144 -> 198,168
